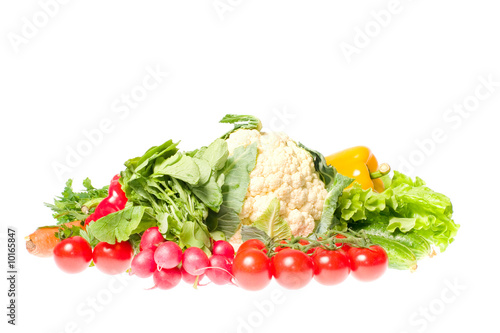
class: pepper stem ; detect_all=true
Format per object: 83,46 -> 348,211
370,163 -> 391,179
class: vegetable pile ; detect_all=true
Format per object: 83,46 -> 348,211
27,114 -> 459,290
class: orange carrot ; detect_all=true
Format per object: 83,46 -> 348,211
26,221 -> 85,258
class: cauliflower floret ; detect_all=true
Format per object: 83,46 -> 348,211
226,129 -> 328,247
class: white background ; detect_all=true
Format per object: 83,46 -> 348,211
1,1 -> 499,333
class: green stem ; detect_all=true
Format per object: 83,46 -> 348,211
270,230 -> 373,256
370,163 -> 391,179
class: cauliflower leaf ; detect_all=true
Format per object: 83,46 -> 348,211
252,198 -> 292,241
219,114 -> 262,140
219,142 -> 258,213
213,142 -> 258,238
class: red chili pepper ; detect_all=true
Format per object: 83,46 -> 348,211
85,175 -> 127,226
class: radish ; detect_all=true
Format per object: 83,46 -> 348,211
130,249 -> 156,278
206,254 -> 233,285
182,247 -> 209,276
152,267 -> 182,290
140,227 -> 165,251
154,241 -> 182,269
181,266 -> 205,284
212,240 -> 235,259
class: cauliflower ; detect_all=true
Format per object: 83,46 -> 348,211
226,129 -> 328,246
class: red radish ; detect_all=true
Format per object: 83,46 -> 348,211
181,266 -> 205,284
130,249 -> 156,278
206,254 -> 233,285
182,247 -> 210,276
140,227 -> 165,251
212,240 -> 235,259
154,241 -> 182,269
152,267 -> 182,290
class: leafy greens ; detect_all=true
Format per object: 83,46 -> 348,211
335,171 -> 459,252
87,138 -> 231,253
44,178 -> 109,224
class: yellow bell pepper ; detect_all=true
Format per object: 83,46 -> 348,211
325,146 -> 390,192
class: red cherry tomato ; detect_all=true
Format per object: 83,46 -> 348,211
233,249 -> 271,291
313,249 -> 350,285
93,241 -> 134,275
348,245 -> 388,282
53,236 -> 93,274
237,239 -> 267,254
274,240 -> 288,253
335,234 -> 351,253
272,249 -> 314,290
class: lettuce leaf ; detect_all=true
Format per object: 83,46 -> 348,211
336,171 -> 459,252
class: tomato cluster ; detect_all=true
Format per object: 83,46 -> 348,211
232,239 -> 388,290
53,236 -> 133,275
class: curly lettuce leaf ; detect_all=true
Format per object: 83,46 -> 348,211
336,171 -> 459,252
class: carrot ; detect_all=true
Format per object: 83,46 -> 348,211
25,221 -> 85,258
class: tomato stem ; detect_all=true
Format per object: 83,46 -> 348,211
268,229 -> 375,256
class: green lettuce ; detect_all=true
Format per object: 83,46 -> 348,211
336,171 -> 459,252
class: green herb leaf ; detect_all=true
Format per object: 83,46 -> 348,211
200,138 -> 229,171
44,178 -> 109,224
133,140 -> 179,175
190,176 -> 223,212
252,198 -> 292,240
179,221 -> 211,252
193,158 -> 212,185
210,231 -> 226,241
179,221 -> 205,248
153,153 -> 201,185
